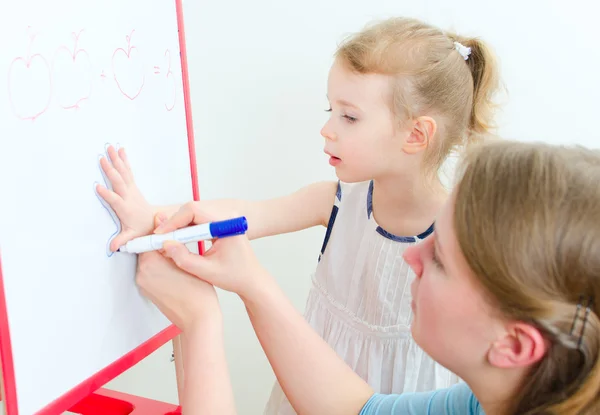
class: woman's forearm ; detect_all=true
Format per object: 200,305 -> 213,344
243,274 -> 373,415
182,316 -> 237,415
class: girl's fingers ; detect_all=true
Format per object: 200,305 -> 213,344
111,228 -> 138,252
96,183 -> 123,208
118,147 -> 133,174
107,145 -> 132,185
100,156 -> 127,196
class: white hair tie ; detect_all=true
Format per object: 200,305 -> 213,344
454,41 -> 471,60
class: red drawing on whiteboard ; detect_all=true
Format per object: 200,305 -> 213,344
163,49 -> 176,111
52,30 -> 93,110
112,30 -> 145,100
7,28 -> 52,121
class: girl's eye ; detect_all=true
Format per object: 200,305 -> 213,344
324,108 -> 357,123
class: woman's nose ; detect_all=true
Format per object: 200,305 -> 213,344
404,244 -> 423,278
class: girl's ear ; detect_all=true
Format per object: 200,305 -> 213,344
403,116 -> 436,154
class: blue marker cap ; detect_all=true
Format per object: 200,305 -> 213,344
209,216 -> 248,238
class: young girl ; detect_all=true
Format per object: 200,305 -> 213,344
96,16 -> 501,413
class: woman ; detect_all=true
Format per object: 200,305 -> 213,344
136,140 -> 600,414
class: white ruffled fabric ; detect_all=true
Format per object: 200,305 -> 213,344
264,181 -> 459,415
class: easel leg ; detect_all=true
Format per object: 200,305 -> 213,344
69,389 -> 181,415
172,335 -> 185,405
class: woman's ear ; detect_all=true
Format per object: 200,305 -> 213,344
402,116 -> 437,154
488,322 -> 547,369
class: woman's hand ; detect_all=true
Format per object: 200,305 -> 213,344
95,145 -> 155,252
136,250 -> 221,331
135,214 -> 221,332
155,202 -> 269,300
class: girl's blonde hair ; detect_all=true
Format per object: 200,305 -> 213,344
454,140 -> 600,414
335,17 -> 501,172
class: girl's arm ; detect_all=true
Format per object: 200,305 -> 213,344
156,180 -> 337,240
96,145 -> 337,250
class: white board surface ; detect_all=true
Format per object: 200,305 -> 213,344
0,1 -> 194,413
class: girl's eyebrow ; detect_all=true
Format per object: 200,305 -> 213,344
335,99 -> 361,111
326,95 -> 362,111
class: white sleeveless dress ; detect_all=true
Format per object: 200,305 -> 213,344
264,181 -> 459,414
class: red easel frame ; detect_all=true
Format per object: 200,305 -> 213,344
0,0 -> 199,413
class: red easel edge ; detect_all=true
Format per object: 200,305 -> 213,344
177,0 -> 199,204
0,0 -> 200,412
38,325 -> 181,415
0,255 -> 18,415
175,0 -> 205,254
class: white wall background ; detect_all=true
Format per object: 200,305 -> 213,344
100,0 -> 599,414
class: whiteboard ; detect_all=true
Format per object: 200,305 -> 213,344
0,0 -> 195,413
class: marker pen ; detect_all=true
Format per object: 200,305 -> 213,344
117,216 -> 248,254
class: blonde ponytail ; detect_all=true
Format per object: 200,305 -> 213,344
448,34 -> 501,143
336,18 -> 503,174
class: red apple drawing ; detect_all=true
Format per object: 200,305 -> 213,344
112,30 -> 145,100
7,28 -> 52,121
164,49 -> 176,111
52,29 -> 93,110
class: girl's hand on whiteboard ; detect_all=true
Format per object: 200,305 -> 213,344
96,145 -> 155,251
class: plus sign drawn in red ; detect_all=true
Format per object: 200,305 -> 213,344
7,27 -> 52,121
52,29 -> 93,110
160,49 -> 176,111
112,30 -> 145,100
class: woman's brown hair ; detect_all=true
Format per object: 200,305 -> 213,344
454,140 -> 600,414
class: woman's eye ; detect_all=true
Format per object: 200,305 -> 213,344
432,250 -> 442,268
431,241 -> 444,270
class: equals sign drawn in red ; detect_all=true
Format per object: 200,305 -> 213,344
153,66 -> 160,74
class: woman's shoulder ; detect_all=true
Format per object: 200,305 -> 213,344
359,382 -> 483,415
